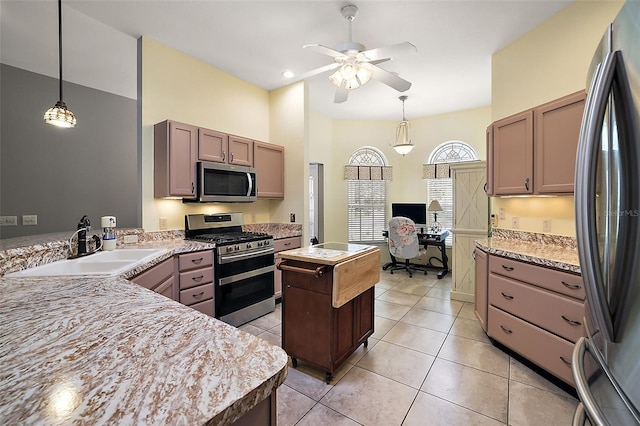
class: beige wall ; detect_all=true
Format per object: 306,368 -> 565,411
490,0 -> 624,237
141,37 -> 305,231
313,106 -> 491,243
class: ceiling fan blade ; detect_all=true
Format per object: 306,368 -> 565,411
371,64 -> 412,92
286,62 -> 340,83
334,87 -> 349,104
359,42 -> 417,62
303,44 -> 347,59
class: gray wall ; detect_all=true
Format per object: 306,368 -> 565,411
0,64 -> 139,239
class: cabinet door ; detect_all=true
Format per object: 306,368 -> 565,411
154,120 -> 197,198
485,125 -> 494,196
274,256 -> 282,299
254,141 -> 285,199
534,91 -> 586,194
492,110 -> 534,195
474,249 -> 488,331
198,128 -> 228,163
228,135 -> 254,166
354,287 -> 374,345
332,299 -> 355,365
451,234 -> 478,300
155,275 -> 177,300
452,163 -> 488,232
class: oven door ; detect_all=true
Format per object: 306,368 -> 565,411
215,249 -> 274,319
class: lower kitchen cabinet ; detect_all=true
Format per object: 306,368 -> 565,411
131,257 -> 178,302
281,259 -> 374,383
178,250 -> 215,317
273,236 -> 302,299
485,253 -> 585,387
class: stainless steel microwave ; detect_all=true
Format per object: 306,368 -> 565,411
192,161 -> 257,203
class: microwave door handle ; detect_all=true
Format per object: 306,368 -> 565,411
576,50 -> 616,342
247,172 -> 253,196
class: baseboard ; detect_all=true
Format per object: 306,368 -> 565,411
450,290 -> 474,303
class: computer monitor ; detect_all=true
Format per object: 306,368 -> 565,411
391,203 -> 427,227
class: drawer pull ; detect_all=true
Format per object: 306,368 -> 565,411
500,325 -> 513,334
192,275 -> 204,281
284,242 -> 292,246
278,261 -> 325,278
561,315 -> 581,326
561,280 -> 582,290
192,291 -> 205,298
501,292 -> 514,300
560,356 -> 572,367
501,265 -> 514,271
191,257 -> 204,264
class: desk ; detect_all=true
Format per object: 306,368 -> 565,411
382,229 -> 450,279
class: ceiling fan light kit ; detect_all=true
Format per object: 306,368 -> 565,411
391,96 -> 415,156
300,4 -> 415,103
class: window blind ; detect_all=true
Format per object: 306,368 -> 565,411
348,180 -> 387,243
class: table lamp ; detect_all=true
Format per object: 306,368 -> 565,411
428,199 -> 443,232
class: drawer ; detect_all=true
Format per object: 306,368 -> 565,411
178,250 -> 213,271
189,299 -> 214,317
274,236 -> 302,252
488,305 -> 575,386
279,259 -> 333,294
489,273 -> 585,343
179,267 -> 213,290
488,255 -> 584,300
131,257 -> 174,290
180,283 -> 214,305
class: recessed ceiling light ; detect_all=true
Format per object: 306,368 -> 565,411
282,70 -> 295,79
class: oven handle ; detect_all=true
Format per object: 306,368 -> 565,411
277,261 -> 326,278
218,265 -> 274,286
218,247 -> 274,264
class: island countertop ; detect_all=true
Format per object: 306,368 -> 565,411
0,238 -> 288,425
278,242 -> 378,266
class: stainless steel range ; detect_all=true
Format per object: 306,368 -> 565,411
185,213 -> 275,327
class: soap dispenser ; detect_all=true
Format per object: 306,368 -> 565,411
101,216 -> 117,251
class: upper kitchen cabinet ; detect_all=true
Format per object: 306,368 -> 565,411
254,141 -> 285,199
198,128 -> 229,163
487,90 -> 586,196
228,135 -> 254,166
491,110 -> 534,195
154,120 -> 197,198
534,91 -> 586,194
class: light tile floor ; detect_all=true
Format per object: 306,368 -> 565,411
239,271 -> 579,425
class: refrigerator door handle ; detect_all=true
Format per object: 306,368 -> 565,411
572,403 -> 588,426
572,337 -> 610,426
575,50 -> 617,342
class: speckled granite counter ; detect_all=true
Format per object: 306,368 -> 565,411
475,229 -> 580,274
0,232 -> 288,425
243,223 -> 302,240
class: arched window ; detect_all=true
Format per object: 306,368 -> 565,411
347,147 -> 388,243
426,141 -> 478,245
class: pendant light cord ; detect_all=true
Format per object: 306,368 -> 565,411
58,0 -> 63,102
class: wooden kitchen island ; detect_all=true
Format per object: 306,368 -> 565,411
278,243 -> 380,383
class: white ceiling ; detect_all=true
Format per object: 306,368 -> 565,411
4,0 -> 573,121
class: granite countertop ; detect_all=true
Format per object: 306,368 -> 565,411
0,235 -> 288,425
475,229 -> 580,274
242,223 -> 303,240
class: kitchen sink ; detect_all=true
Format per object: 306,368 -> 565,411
6,248 -> 167,277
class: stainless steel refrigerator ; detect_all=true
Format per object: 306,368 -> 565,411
573,1 -> 640,424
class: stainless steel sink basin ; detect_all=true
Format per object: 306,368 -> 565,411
6,248 -> 167,277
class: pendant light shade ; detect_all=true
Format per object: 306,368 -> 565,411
44,0 -> 76,128
391,96 -> 415,155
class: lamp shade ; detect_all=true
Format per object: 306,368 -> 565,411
328,60 -> 373,90
428,199 -> 443,212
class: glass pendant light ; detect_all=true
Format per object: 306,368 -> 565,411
391,96 -> 415,155
44,0 -> 76,128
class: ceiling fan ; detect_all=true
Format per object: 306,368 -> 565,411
294,4 -> 416,103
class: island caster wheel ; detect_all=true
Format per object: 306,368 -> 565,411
364,339 -> 368,348
325,372 -> 332,384
291,357 -> 298,368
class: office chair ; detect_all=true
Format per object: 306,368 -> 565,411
387,216 -> 429,278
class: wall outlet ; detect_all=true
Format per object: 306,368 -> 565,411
22,215 -> 37,226
123,235 -> 139,244
159,217 -> 168,230
543,218 -> 552,232
0,216 -> 18,226
490,214 -> 497,227
499,208 -> 506,221
512,217 -> 520,229
290,213 -> 295,223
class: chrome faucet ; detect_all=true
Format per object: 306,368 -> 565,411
69,215 -> 102,258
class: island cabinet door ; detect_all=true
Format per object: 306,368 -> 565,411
283,285 -> 332,369
354,287 -> 374,345
332,300 -> 355,366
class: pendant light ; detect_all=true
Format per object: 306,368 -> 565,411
391,96 -> 414,155
44,0 -> 76,128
